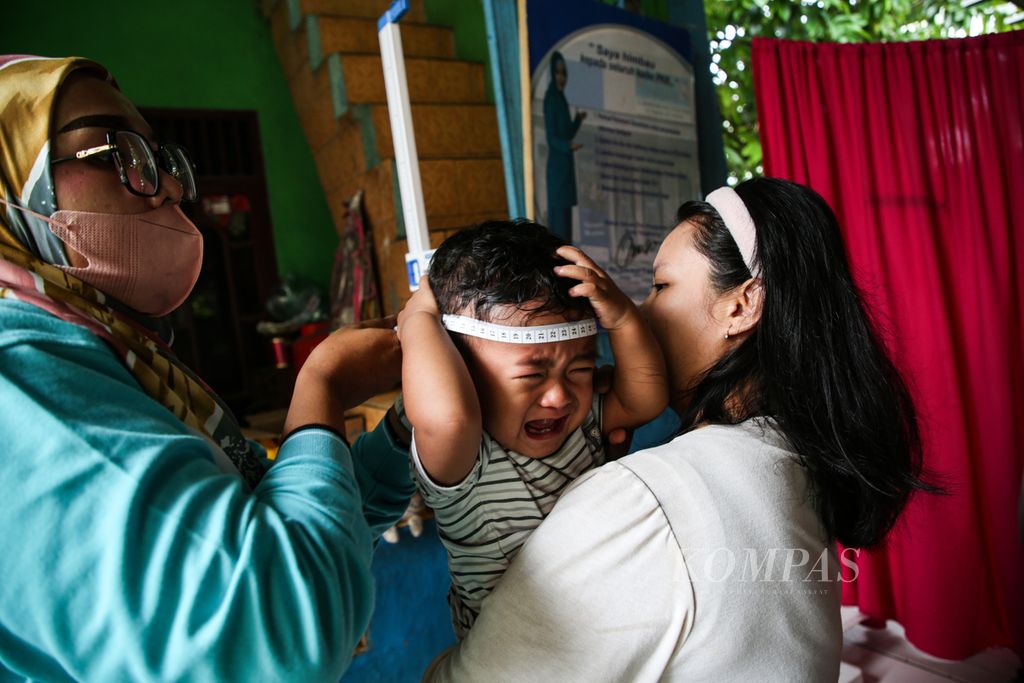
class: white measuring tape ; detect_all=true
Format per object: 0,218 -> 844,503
441,314 -> 598,344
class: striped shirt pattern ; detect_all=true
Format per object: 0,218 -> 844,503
401,394 -> 606,639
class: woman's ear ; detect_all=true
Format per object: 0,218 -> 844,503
722,278 -> 763,338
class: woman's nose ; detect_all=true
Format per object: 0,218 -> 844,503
147,169 -> 184,207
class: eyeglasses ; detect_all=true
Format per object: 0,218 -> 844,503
52,130 -> 197,202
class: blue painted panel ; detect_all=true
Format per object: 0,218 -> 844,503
341,520 -> 455,683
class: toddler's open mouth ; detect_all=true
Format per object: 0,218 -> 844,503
523,415 -> 569,440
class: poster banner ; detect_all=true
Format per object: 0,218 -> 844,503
527,0 -> 700,301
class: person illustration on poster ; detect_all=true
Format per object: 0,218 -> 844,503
544,51 -> 586,242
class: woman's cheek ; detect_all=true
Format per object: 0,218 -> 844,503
647,300 -> 673,343
53,164 -> 144,214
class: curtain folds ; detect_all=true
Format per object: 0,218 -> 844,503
752,31 -> 1024,660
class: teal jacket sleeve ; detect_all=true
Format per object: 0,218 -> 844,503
0,303 -> 377,682
350,414 -> 415,539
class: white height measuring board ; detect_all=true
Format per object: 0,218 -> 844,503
378,0 -> 434,291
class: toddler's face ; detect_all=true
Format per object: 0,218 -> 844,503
460,305 -> 597,458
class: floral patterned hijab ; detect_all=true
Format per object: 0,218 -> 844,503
0,55 -> 265,489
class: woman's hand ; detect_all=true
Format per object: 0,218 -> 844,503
282,316 -> 402,439
554,245 -> 637,330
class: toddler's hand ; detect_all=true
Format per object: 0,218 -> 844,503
397,278 -> 441,340
554,245 -> 636,331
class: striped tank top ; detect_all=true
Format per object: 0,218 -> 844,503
400,394 -> 606,639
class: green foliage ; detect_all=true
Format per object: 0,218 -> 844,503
704,0 -> 1019,183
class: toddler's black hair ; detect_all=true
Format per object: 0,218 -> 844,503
427,220 -> 594,323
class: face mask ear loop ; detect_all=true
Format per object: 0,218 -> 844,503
0,195 -> 68,228
0,195 -> 79,265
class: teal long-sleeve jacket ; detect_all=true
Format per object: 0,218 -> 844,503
0,299 -> 414,682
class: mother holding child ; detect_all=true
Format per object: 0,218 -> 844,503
0,53 -> 927,682
414,179 -> 930,681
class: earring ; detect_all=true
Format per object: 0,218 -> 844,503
724,331 -> 730,340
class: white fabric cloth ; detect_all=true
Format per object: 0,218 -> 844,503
424,419 -> 842,682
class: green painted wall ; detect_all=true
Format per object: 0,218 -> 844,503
2,0 -> 337,289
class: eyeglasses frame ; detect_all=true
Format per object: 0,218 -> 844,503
51,129 -> 197,202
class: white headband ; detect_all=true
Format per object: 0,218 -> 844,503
706,187 -> 760,277
441,314 -> 598,344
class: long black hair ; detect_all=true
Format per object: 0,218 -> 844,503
678,177 -> 936,548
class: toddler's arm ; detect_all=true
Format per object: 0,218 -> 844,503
555,246 -> 668,435
397,282 -> 482,486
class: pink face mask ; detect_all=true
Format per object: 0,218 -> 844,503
49,204 -> 203,316
1,197 -> 203,316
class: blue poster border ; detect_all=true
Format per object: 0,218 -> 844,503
526,0 -> 693,74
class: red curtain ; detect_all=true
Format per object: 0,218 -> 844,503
752,32 -> 1024,660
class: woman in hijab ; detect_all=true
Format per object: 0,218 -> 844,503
543,51 -> 586,243
0,55 -> 413,681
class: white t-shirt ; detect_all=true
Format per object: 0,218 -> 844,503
425,419 -> 843,682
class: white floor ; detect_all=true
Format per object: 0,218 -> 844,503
840,607 -> 1021,682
